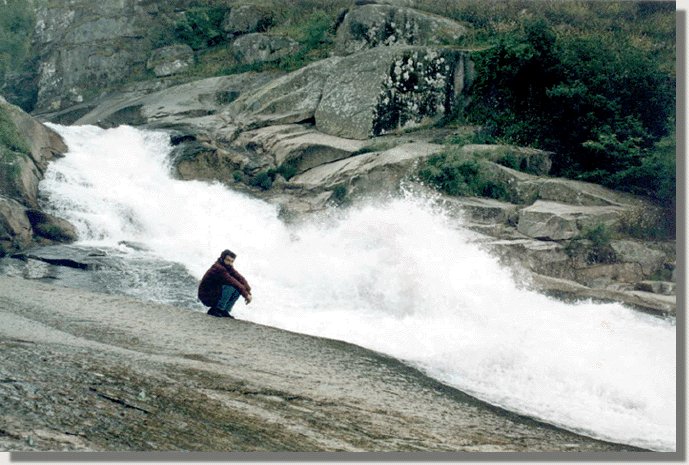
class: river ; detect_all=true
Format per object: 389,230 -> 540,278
37,123 -> 676,452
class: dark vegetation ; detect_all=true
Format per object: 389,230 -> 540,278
0,0 -> 36,110
415,1 -> 676,237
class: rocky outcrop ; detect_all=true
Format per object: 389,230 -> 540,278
231,33 -> 300,65
516,201 -> 625,241
335,3 -> 468,55
229,46 -> 473,139
0,97 -> 75,255
222,4 -> 274,37
29,0 -> 207,112
146,45 -> 195,77
0,276 -> 639,452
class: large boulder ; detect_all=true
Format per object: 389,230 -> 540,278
231,33 -> 300,65
227,57 -> 345,128
229,46 -> 474,140
610,240 -> 669,277
290,140 -> 444,195
146,45 -> 194,77
335,4 -> 467,55
460,144 -> 552,176
0,97 -> 75,254
75,72 -> 281,132
232,124 -> 367,175
222,4 -> 273,37
0,196 -> 33,255
318,47 -> 471,138
0,97 -> 67,207
516,201 -> 625,241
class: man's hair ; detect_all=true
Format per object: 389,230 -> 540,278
220,249 -> 237,261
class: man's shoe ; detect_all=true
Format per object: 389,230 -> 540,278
207,307 -> 223,317
218,309 -> 234,318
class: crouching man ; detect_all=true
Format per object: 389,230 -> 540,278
198,249 -> 252,318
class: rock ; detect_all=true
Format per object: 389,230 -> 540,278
335,4 -> 467,55
30,1 -> 205,112
228,57 -> 345,128
10,244 -> 105,271
610,240 -> 668,277
0,97 -> 67,208
0,152 -> 42,209
0,196 -> 33,254
175,144 -> 250,184
0,275 -> 641,452
75,72 -> 281,132
290,141 -> 444,195
232,124 -> 368,176
25,210 -> 78,243
461,144 -> 552,176
222,5 -> 273,37
572,263 -> 644,288
486,238 -> 576,281
0,99 -> 76,254
146,45 -> 194,77
516,201 -> 625,241
441,196 -> 520,225
229,46 -> 472,139
319,47 -> 470,138
231,33 -> 300,65
536,178 -> 651,207
635,281 -> 676,296
529,273 -> 676,316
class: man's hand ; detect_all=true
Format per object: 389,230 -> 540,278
244,293 -> 252,304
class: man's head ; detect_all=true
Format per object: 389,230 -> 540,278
220,249 -> 237,266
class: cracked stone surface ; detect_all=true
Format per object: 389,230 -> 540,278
0,276 -> 641,452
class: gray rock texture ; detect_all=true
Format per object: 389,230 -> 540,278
0,97 -> 74,254
516,201 -> 624,241
222,4 -> 273,37
30,0 -> 203,112
146,45 -> 195,77
0,276 -> 641,452
335,4 -> 468,55
229,46 -> 473,139
231,33 -> 300,65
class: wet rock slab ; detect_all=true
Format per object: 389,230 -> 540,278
0,276 -> 643,453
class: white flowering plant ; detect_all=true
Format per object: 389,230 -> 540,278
372,49 -> 456,136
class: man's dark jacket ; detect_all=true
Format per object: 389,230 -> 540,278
198,260 -> 251,307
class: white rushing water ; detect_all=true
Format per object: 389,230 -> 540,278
40,124 -> 676,451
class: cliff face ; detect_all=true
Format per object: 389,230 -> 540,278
29,0 -> 202,113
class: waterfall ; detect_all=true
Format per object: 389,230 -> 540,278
39,123 -> 676,451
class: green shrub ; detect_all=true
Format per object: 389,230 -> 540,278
331,184 -> 350,206
462,9 -> 674,216
0,106 -> 30,155
565,223 -> 616,264
172,6 -> 226,50
232,170 -> 244,182
419,151 -> 509,201
249,171 -> 274,190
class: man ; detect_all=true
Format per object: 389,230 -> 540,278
198,249 -> 252,318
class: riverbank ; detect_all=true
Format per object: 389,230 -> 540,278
0,276 -> 645,454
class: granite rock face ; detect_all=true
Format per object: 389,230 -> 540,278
0,97 -> 74,254
229,46 -> 473,139
335,3 -> 468,55
146,45 -> 195,77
